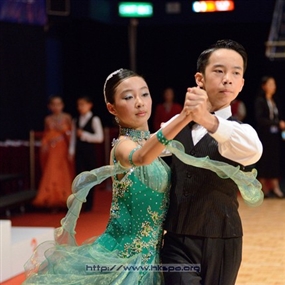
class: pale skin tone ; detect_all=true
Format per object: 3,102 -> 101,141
42,97 -> 72,152
106,76 -> 193,173
45,98 -> 71,132
48,97 -> 64,116
106,49 -> 246,175
163,88 -> 175,104
76,99 -> 93,137
186,48 -> 245,133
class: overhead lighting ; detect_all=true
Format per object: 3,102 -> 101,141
192,1 -> 235,13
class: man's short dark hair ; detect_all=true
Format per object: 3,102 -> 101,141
197,39 -> 248,74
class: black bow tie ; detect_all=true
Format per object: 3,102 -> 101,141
188,121 -> 197,128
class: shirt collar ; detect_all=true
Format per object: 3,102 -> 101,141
214,105 -> 232,119
191,106 -> 232,130
81,111 -> 93,119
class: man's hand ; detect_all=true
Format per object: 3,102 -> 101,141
185,87 -> 218,133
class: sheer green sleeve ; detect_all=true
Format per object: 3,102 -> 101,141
54,163 -> 130,246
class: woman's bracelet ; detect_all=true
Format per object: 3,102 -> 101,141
156,129 -> 170,146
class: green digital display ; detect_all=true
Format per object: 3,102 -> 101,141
118,2 -> 153,17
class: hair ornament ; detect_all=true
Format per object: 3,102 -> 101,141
103,68 -> 123,102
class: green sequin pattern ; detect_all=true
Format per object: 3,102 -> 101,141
23,139 -> 171,285
96,155 -> 170,283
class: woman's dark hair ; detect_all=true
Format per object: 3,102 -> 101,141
77,95 -> 93,104
197,39 -> 248,74
261,75 -> 274,86
103,68 -> 140,104
258,76 -> 275,98
47,94 -> 63,104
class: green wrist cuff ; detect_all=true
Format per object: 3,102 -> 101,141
156,129 -> 170,146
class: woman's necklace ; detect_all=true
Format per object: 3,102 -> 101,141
52,113 -> 63,122
51,114 -> 64,129
119,127 -> 150,145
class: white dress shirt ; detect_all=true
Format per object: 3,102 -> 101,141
69,111 -> 104,156
191,106 -> 262,166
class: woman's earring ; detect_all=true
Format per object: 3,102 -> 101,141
115,116 -> 120,124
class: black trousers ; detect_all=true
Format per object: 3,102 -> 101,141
161,232 -> 242,285
75,145 -> 97,211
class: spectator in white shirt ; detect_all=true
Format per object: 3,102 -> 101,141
69,96 -> 104,211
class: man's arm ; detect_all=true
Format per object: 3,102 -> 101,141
210,116 -> 263,166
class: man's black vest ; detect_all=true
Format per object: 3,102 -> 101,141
75,115 -> 96,154
165,118 -> 252,238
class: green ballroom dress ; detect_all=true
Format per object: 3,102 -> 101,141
23,141 -> 170,285
22,134 -> 263,285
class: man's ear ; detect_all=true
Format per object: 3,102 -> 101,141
106,103 -> 117,116
239,78 -> 245,93
195,72 -> 204,89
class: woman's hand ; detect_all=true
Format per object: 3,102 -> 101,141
184,87 -> 218,133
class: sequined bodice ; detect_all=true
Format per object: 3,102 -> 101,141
97,156 -> 170,265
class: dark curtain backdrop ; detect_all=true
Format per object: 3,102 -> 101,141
0,22 -> 46,140
1,18 -> 285,140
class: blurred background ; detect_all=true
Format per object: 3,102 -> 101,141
0,0 -> 284,138
1,3 -> 285,284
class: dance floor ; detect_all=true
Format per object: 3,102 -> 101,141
1,186 -> 285,285
236,196 -> 285,285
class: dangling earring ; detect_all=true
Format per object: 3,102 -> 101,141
115,116 -> 120,124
